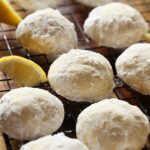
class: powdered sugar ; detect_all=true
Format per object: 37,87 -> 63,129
84,2 -> 149,49
0,87 -> 64,140
48,49 -> 114,103
15,0 -> 63,12
76,99 -> 149,150
16,8 -> 77,55
116,43 -> 150,95
76,0 -> 116,7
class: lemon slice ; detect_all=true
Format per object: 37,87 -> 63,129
0,56 -> 47,86
0,0 -> 22,26
144,33 -> 150,42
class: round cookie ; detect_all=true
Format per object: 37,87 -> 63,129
116,43 -> 150,95
16,8 -> 77,55
20,133 -> 89,150
76,0 -> 116,7
76,99 -> 149,150
48,49 -> 114,103
0,87 -> 64,140
15,0 -> 63,12
84,2 -> 149,49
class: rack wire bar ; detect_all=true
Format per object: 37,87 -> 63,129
0,0 -> 150,149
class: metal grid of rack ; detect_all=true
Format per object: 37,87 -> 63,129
0,0 -> 150,149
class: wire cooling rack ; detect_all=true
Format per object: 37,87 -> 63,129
0,0 -> 150,150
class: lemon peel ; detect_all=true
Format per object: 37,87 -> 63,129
0,0 -> 22,26
0,56 -> 47,86
144,33 -> 150,42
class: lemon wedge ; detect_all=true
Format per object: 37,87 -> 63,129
0,56 -> 47,86
0,0 -> 22,26
144,33 -> 150,42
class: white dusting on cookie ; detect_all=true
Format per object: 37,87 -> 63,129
20,133 -> 89,150
76,0 -> 116,7
48,49 -> 114,103
0,87 -> 64,140
16,8 -> 77,55
76,99 -> 149,150
116,43 -> 150,95
84,2 -> 149,49
15,0 -> 63,12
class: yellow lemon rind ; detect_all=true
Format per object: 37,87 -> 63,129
0,56 -> 47,86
